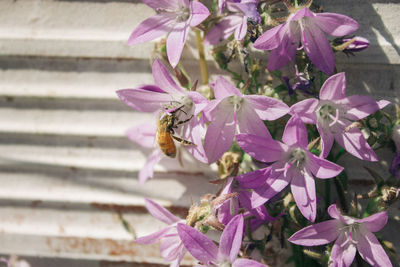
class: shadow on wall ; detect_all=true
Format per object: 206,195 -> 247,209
319,0 -> 400,63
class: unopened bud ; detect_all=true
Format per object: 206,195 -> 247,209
343,36 -> 369,52
334,36 -> 369,53
392,124 -> 400,151
217,152 -> 241,179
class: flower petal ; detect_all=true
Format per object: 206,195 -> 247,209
203,99 -> 223,122
251,167 -> 291,208
237,101 -> 271,137
219,214 -> 244,263
236,133 -> 286,163
212,76 -> 242,99
317,123 -> 335,159
182,117 -> 208,163
187,91 -> 209,115
204,98 -> 236,163
246,95 -> 289,121
267,22 -> 300,70
334,127 -> 378,161
126,123 -> 156,148
177,224 -> 219,263
330,231 -> 357,267
302,18 -> 334,75
291,169 -> 317,222
152,59 -> 185,95
128,13 -> 175,45
189,1 -> 210,27
357,211 -> 388,233
160,233 -> 185,261
342,96 -> 390,121
319,72 -> 347,101
234,16 -> 248,41
253,23 -> 285,50
233,258 -> 268,267
116,86 -> 171,112
145,198 -> 181,225
288,219 -> 341,246
314,12 -> 359,36
167,23 -> 190,68
248,204 -> 276,222
218,196 -> 239,225
204,16 -> 243,45
327,204 -> 355,225
307,153 -> 343,178
289,98 -> 319,124
138,149 -> 163,184
282,116 -> 308,148
135,226 -> 173,244
356,229 -> 393,267
236,167 -> 271,189
141,0 -> 178,10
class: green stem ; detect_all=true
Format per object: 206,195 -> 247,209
195,29 -> 209,86
294,0 -> 299,7
334,177 -> 348,213
325,179 -> 331,209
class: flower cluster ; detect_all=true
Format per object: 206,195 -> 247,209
117,0 -> 398,266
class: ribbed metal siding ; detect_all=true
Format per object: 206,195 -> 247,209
0,0 -> 398,266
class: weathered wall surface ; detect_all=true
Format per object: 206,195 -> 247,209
0,0 -> 399,266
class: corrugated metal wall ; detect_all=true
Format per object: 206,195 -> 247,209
0,0 -> 399,266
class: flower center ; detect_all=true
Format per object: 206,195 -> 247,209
228,95 -> 243,113
316,102 -> 344,128
219,261 -> 231,267
290,147 -> 307,167
340,222 -> 362,245
175,7 -> 190,22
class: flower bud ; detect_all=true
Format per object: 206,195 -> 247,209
343,36 -> 369,52
392,124 -> 400,151
334,36 -> 369,53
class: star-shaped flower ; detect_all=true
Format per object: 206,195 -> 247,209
236,116 -> 343,222
203,76 -> 289,163
253,7 -> 359,74
290,72 -> 390,161
117,59 -> 209,183
177,214 -> 268,267
289,204 -> 392,267
128,0 -> 210,67
135,199 -> 187,267
204,0 -> 260,45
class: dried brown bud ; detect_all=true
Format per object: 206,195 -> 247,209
217,152 -> 241,179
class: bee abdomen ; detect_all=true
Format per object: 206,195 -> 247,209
157,132 -> 176,158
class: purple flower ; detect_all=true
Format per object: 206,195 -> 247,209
128,0 -> 210,67
126,122 -> 162,184
392,124 -> 400,151
117,59 -> 209,183
177,214 -> 267,266
282,65 -> 314,96
289,204 -> 392,267
203,76 -> 289,163
217,177 -> 277,227
135,199 -> 187,267
253,7 -> 359,74
205,0 -> 260,45
290,72 -> 390,161
342,36 -> 369,53
0,255 -> 30,267
236,116 -> 343,222
390,152 -> 400,178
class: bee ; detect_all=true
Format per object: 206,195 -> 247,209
157,106 -> 195,158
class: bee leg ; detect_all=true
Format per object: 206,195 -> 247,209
173,115 -> 194,128
171,135 -> 196,146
